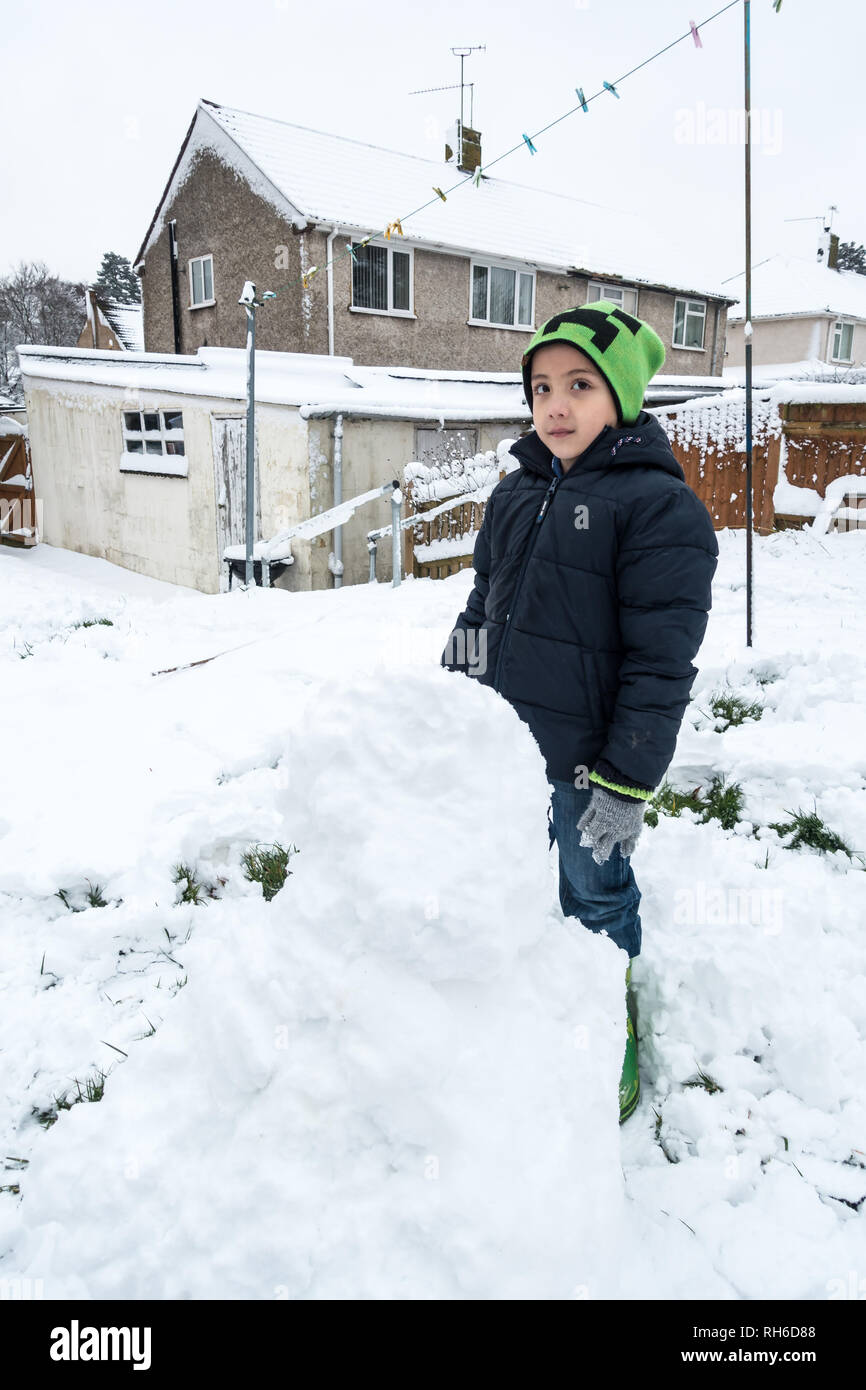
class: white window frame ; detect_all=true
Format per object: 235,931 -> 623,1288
830,319 -> 854,363
587,281 -> 639,316
672,296 -> 707,351
468,259 -> 535,331
188,254 -> 215,309
349,239 -> 415,317
120,407 -> 187,477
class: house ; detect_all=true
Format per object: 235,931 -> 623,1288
724,250 -> 866,370
133,99 -> 736,376
77,289 -> 144,352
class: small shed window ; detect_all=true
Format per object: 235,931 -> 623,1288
121,409 -> 187,476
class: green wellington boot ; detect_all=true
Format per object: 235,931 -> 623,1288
619,962 -> 640,1124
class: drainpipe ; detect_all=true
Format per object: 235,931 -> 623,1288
332,412 -> 344,588
326,225 -> 341,357
168,219 -> 182,355
710,302 -> 721,375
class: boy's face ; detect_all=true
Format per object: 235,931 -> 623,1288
529,342 -> 619,467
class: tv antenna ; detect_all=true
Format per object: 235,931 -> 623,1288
784,203 -> 838,231
408,45 -> 485,130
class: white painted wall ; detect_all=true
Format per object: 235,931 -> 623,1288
22,371 -> 525,592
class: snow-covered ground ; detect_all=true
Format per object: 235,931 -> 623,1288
0,531 -> 864,1299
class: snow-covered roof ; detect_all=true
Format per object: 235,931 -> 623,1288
18,343 -> 734,420
135,99 -> 735,304
726,255 -> 866,322
103,301 -> 144,351
723,358 -> 866,387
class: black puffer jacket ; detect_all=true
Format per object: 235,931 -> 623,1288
440,412 -> 718,794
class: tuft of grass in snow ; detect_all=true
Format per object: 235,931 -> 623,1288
171,863 -> 209,906
652,1107 -> 680,1165
73,1070 -> 106,1104
32,1067 -> 109,1130
241,842 -> 298,902
55,880 -> 114,911
84,879 -> 108,908
766,806 -> 855,859
16,639 -> 34,659
708,689 -> 764,731
71,617 -> 114,629
683,1064 -> 723,1095
644,775 -> 744,831
699,775 -> 746,831
644,779 -> 705,828
32,1094 -> 73,1129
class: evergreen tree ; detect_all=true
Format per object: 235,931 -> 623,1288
836,241 -> 866,276
92,251 -> 141,304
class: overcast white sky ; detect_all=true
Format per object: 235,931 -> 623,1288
4,0 -> 864,293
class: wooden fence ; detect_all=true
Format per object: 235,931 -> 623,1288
403,449 -> 516,580
656,395 -> 866,534
401,396 -> 866,578
774,401 -> 866,528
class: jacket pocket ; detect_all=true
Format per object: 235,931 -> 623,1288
579,648 -> 605,729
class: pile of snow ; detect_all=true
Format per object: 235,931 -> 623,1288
1,529 -> 865,1299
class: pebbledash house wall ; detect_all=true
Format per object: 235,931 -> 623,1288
140,150 -> 726,375
140,150 -> 329,358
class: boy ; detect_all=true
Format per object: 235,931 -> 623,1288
440,301 -> 718,1122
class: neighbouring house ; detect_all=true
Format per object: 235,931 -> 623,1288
724,247 -> 866,370
77,289 -> 144,352
18,340 -> 738,594
133,99 -> 736,375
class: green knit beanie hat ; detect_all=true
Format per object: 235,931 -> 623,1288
522,301 -> 666,425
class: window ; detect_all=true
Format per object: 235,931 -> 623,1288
587,281 -> 639,315
121,409 -> 187,477
673,297 -> 706,350
189,255 -> 214,308
831,320 -> 853,362
470,261 -> 535,329
351,241 -> 413,314
414,427 -> 478,466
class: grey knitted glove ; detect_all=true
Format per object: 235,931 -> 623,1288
577,785 -> 646,866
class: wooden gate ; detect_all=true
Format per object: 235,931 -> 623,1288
0,431 -> 38,548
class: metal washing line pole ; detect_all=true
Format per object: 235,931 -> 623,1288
743,0 -> 754,649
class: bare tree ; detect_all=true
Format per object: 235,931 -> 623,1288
0,261 -> 87,401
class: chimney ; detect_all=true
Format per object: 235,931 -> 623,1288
444,118 -> 481,175
817,229 -> 840,271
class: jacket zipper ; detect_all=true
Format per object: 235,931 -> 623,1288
492,474 -> 561,692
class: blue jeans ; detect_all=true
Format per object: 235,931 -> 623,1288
547,778 -> 642,959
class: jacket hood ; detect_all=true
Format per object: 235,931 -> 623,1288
509,411 -> 685,483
